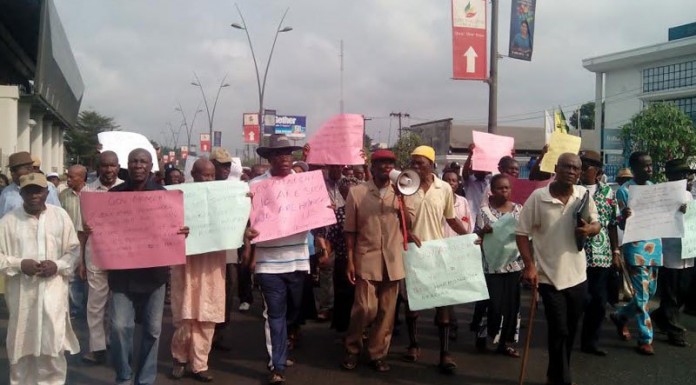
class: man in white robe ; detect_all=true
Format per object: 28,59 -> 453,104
0,172 -> 80,385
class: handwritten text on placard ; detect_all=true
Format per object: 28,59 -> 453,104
80,191 -> 186,269
250,170 -> 337,243
623,180 -> 686,244
166,180 -> 251,255
404,234 -> 489,311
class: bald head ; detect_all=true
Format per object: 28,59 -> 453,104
98,150 -> 120,187
192,159 -> 216,182
67,164 -> 87,191
555,152 -> 582,186
127,148 -> 153,184
99,150 -> 119,166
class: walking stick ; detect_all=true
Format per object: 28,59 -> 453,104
518,285 -> 538,385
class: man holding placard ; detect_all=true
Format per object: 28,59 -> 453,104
341,149 -> 412,373
649,159 -> 694,347
99,149 -> 189,385
403,145 -> 470,374
249,134 -> 308,385
516,153 -> 600,385
610,151 -> 664,356
81,151 -> 123,365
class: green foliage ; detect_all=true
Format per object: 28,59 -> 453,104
392,132 -> 423,169
65,110 -> 119,168
569,102 -> 596,130
620,102 -> 696,181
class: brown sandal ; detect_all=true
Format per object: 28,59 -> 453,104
370,359 -> 390,372
402,345 -> 421,362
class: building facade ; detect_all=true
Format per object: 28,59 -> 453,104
583,24 -> 696,168
0,0 -> 83,174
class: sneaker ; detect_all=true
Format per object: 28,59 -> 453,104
239,302 -> 251,311
82,350 -> 106,365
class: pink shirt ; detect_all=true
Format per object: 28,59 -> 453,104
443,194 -> 474,237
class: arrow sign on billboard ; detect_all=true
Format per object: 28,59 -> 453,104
465,46 -> 477,73
249,131 -> 255,142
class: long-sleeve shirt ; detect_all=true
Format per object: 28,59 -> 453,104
0,205 -> 80,363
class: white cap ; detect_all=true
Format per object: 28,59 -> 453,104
47,172 -> 60,178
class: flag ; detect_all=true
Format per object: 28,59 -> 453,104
554,107 -> 569,134
544,110 -> 554,144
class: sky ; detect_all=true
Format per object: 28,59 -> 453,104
54,0 -> 696,156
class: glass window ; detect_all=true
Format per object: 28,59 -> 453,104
642,60 -> 696,93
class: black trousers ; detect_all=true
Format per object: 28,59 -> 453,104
581,267 -> 610,349
485,272 -> 521,343
215,265 -> 234,332
539,281 -> 587,385
236,263 -> 254,304
684,267 -> 696,312
652,267 -> 694,338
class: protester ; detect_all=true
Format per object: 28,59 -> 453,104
649,159 -> 694,347
81,151 -> 123,365
352,165 -> 366,182
516,153 -> 600,385
292,161 -> 309,174
330,177 -> 361,335
342,166 -> 354,178
341,149 -> 413,372
403,145 -> 470,374
0,172 -> 80,385
577,151 -> 621,357
165,168 -> 184,185
59,165 -> 88,320
32,156 -> 62,204
94,148 -> 189,385
210,147 -> 233,181
474,174 -> 524,357
247,134 -> 308,385
47,172 -> 61,188
0,152 -> 59,217
170,159 -> 253,382
614,168 -> 633,186
610,151 -> 664,355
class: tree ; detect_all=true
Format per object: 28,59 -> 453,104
569,101 -> 596,130
392,132 -> 423,169
65,110 -> 119,168
620,102 -> 696,180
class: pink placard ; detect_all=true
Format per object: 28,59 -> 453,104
306,114 -> 364,165
471,131 -> 515,174
510,178 -> 551,205
80,191 -> 186,270
250,170 -> 337,243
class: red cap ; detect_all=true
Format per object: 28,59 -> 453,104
371,149 -> 397,162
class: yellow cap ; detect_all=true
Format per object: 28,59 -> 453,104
410,145 -> 435,163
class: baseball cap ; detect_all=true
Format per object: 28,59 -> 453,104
209,147 -> 232,164
411,146 -> 436,163
371,149 -> 397,162
19,173 -> 48,189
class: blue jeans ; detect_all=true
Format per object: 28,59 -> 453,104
257,271 -> 305,373
69,277 -> 87,319
110,285 -> 165,385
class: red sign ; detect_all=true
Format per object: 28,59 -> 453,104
452,0 -> 487,80
244,125 -> 260,144
181,146 -> 189,160
200,133 -> 211,153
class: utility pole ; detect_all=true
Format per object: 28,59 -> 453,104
487,0 -> 499,134
390,112 -> 410,140
340,39 -> 344,114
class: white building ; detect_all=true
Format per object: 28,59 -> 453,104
583,25 -> 696,169
0,0 -> 83,175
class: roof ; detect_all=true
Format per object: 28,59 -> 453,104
583,36 -> 696,73
450,124 -> 545,151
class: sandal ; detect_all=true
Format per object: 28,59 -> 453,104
498,345 -> 520,358
370,359 -> 391,372
341,353 -> 358,370
402,345 -> 421,362
609,313 -> 632,341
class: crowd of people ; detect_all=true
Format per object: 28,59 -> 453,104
0,133 -> 695,385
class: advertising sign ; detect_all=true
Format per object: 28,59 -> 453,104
508,0 -> 536,61
181,145 -> 189,160
603,128 -> 624,151
200,133 -> 211,153
452,0 -> 487,80
274,115 -> 307,139
244,125 -> 260,144
243,113 -> 259,126
213,131 -> 222,147
263,109 -> 276,136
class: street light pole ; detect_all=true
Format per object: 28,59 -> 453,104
232,5 -> 293,144
175,102 -> 203,155
191,72 -> 230,151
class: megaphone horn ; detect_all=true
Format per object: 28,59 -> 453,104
389,169 -> 421,196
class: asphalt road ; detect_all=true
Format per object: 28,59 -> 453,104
0,288 -> 695,385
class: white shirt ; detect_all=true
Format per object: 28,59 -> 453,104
250,170 -> 310,274
0,205 -> 80,363
463,175 -> 491,219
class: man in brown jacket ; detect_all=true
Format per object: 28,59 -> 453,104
341,149 -> 414,372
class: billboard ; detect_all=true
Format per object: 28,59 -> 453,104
263,109 -> 276,136
602,128 -> 624,151
200,133 -> 211,153
508,0 -> 536,61
452,0 -> 487,80
213,131 -> 222,147
243,113 -> 260,144
274,115 -> 307,139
